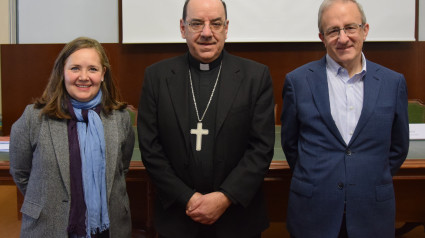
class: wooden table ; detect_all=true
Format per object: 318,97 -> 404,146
1,137 -> 425,237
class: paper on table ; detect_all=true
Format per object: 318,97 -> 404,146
409,123 -> 425,140
0,137 -> 9,152
0,142 -> 9,152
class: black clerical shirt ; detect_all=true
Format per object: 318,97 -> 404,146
188,53 -> 223,193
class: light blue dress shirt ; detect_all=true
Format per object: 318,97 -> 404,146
326,53 -> 367,145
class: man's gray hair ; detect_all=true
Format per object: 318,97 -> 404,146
318,0 -> 367,33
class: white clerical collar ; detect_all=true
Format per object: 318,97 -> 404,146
188,52 -> 224,71
200,63 -> 210,71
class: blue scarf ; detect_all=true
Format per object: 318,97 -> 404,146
70,91 -> 110,237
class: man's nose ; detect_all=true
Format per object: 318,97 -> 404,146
337,29 -> 350,43
200,23 -> 213,37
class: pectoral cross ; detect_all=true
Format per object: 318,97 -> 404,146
190,122 -> 209,151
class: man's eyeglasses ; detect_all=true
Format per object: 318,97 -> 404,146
324,24 -> 364,38
185,21 -> 226,33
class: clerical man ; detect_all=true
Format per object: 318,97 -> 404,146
137,0 -> 275,237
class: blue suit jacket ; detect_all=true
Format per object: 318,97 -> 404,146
281,56 -> 409,238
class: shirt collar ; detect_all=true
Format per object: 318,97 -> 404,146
326,53 -> 367,79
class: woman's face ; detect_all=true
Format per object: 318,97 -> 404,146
64,48 -> 105,102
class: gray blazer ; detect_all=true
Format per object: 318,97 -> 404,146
9,105 -> 135,237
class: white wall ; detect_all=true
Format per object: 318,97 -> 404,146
0,0 -> 10,44
419,0 -> 425,41
0,0 -> 9,117
17,0 -> 119,43
9,0 -> 423,43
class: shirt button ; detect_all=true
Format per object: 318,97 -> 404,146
338,182 -> 344,190
346,149 -> 352,156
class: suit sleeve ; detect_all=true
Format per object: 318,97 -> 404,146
9,106 -> 35,195
280,74 -> 299,169
389,75 -> 409,175
219,66 -> 275,208
137,68 -> 195,209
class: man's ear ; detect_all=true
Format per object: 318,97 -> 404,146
362,23 -> 369,41
180,19 -> 186,39
319,32 -> 326,47
224,20 -> 229,40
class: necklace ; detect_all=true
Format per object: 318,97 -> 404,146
189,62 -> 222,151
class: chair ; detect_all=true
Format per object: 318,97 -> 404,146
408,99 -> 425,123
126,105 -> 138,126
395,100 -> 425,237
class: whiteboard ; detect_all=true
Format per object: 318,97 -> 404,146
419,0 -> 425,41
17,0 -> 119,44
122,0 -> 416,43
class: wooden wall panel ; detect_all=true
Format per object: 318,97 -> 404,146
2,42 -> 425,135
1,44 -> 64,135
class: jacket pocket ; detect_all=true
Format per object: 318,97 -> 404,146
290,177 -> 314,198
375,183 -> 394,202
21,200 -> 42,219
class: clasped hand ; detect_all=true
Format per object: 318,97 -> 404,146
186,191 -> 231,225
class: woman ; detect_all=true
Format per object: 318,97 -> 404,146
9,37 -> 134,237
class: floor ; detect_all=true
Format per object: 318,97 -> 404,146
0,185 -> 21,238
1,185 -> 424,238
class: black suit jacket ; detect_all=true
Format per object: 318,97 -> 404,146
137,51 -> 275,238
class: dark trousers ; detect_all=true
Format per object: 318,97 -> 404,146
290,214 -> 348,238
69,229 -> 109,238
160,235 -> 261,238
159,226 -> 261,238
338,213 -> 348,238
159,234 -> 261,238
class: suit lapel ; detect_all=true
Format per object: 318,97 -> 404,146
102,113 -> 118,201
166,54 -> 191,152
349,61 -> 381,146
307,57 -> 346,145
215,53 -> 243,137
48,112 -> 121,201
48,119 -> 71,196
